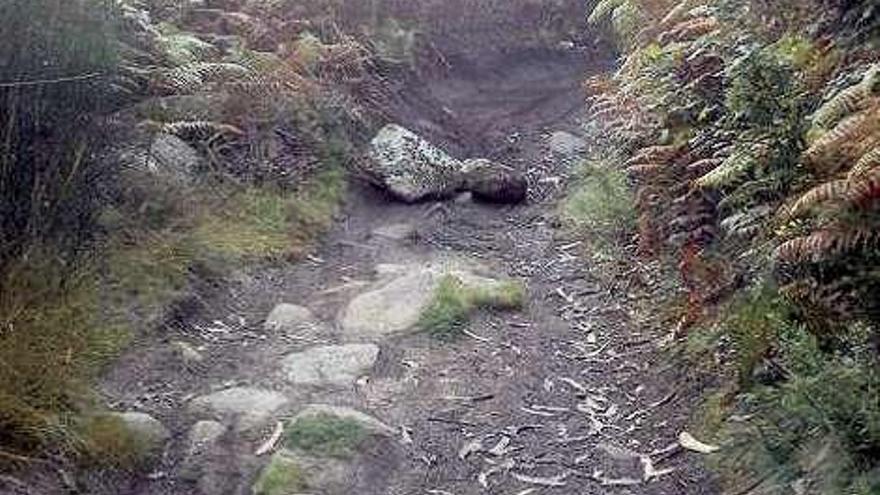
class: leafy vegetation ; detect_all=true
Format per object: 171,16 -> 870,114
579,0 -> 880,492
418,275 -> 525,340
284,414 -> 367,459
0,0 -> 362,471
252,454 -> 308,495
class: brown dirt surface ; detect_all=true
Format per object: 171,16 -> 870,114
82,46 -> 716,495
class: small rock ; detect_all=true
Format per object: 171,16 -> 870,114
549,130 -> 587,158
180,421 -> 226,480
148,133 -> 202,178
371,223 -> 417,241
462,158 -> 527,204
280,344 -> 379,387
189,387 -> 289,431
172,340 -> 204,365
264,303 -> 317,332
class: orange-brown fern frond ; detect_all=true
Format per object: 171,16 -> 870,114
804,104 -> 880,170
775,227 -> 880,263
848,146 -> 880,179
790,178 -> 851,217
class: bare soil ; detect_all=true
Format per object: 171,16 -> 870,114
88,47 -> 717,495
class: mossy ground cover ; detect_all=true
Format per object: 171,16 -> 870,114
0,167 -> 345,467
418,275 -> 525,340
284,413 -> 367,459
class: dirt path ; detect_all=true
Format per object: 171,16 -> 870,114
97,49 -> 715,495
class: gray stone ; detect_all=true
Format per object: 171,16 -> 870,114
365,124 -> 464,202
180,421 -> 226,480
112,412 -> 169,457
371,223 -> 417,241
281,344 -> 379,387
339,268 -> 439,338
461,158 -> 527,204
339,261 -> 511,338
291,404 -> 395,436
264,303 -> 317,332
172,340 -> 204,365
188,387 -> 289,431
148,133 -> 202,178
549,130 -> 587,158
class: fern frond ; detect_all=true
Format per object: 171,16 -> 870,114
812,81 -> 875,130
720,206 -> 772,238
588,0 -> 627,24
626,163 -> 665,179
626,144 -> 683,167
848,146 -> 880,179
659,16 -> 718,44
696,144 -> 765,189
790,178 -> 851,217
840,167 -> 880,208
687,157 -> 723,176
156,62 -> 251,93
775,227 -> 880,263
161,121 -> 244,141
804,105 -> 880,168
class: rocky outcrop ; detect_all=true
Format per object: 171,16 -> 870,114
364,124 -> 527,203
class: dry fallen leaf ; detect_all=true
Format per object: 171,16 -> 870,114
255,421 -> 283,456
678,431 -> 719,454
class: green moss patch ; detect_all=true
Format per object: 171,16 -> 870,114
418,275 -> 525,341
284,413 -> 367,459
253,454 -> 308,495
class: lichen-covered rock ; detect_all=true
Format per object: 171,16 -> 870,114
462,158 -> 528,204
365,124 -> 465,202
280,344 -> 379,387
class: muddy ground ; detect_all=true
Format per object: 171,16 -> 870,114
87,46 -> 717,495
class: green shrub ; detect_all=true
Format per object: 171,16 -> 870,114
284,414 -> 367,459
0,255 -> 129,463
0,0 -> 122,266
721,323 -> 880,494
562,158 -> 635,244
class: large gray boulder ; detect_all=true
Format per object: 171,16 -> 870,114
280,344 -> 379,387
365,124 -> 465,202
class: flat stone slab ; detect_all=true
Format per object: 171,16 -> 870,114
339,261 -> 511,339
372,223 -> 417,241
188,387 -> 289,431
280,344 -> 379,387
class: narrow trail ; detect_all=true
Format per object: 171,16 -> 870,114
99,49 -> 714,495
